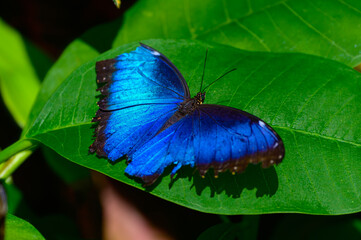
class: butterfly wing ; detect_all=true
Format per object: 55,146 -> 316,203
90,44 -> 190,161
125,104 -> 285,185
193,104 -> 284,175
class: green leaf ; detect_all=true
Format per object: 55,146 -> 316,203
22,39 -> 99,137
0,19 -> 52,128
0,139 -> 36,180
22,18 -> 125,136
3,181 -> 22,214
0,140 -> 34,165
112,0 -> 361,67
5,214 -> 45,240
23,39 -> 361,214
0,150 -> 33,180
20,19 -> 121,134
16,24 -> 110,183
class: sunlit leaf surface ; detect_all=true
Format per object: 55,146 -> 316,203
23,40 -> 361,214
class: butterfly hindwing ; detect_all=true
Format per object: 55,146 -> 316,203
194,105 -> 284,175
125,104 -> 284,185
90,44 -> 189,160
124,112 -> 196,185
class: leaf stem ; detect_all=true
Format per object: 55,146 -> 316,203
0,150 -> 33,179
0,139 -> 36,164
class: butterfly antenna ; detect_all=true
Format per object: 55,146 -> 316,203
199,48 -> 208,93
202,68 -> 237,93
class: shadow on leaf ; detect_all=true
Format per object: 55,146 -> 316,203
143,164 -> 279,198
190,164 -> 279,198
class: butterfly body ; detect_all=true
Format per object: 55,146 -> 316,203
157,92 -> 204,134
90,44 -> 285,186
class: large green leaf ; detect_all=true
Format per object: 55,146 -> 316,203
112,0 -> 361,67
0,19 -> 52,128
15,40 -> 98,186
3,181 -> 22,214
22,18 -> 121,136
22,40 -> 361,214
16,24 -> 113,185
21,15 -> 124,137
5,214 -> 45,240
22,40 -> 99,137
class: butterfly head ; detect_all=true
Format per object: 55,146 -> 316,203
196,92 -> 205,104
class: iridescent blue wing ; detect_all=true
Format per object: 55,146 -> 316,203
90,44 -> 190,161
125,104 -> 285,185
193,105 -> 284,175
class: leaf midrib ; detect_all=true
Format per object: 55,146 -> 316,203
194,0 -> 287,39
26,121 -> 361,148
274,126 -> 361,147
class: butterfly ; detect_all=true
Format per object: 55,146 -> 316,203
89,43 -> 285,186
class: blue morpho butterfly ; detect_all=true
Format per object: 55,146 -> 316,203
89,43 -> 285,186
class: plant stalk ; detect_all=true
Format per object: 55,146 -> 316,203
0,150 -> 33,179
0,139 -> 35,164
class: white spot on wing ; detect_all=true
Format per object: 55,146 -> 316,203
259,120 -> 266,128
152,50 -> 161,56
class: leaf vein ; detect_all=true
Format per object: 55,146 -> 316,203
337,0 -> 361,15
184,0 -> 196,38
336,141 -> 361,201
290,70 -> 333,127
234,20 -> 271,51
318,137 -> 346,209
270,59 -> 319,124
292,130 -> 324,207
227,56 -> 273,106
222,0 -> 231,22
283,2 -> 353,57
264,9 -> 296,46
242,58 -> 299,109
194,0 -> 285,39
320,95 -> 355,134
274,125 -> 361,147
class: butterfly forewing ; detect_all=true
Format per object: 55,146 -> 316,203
90,44 -> 189,160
